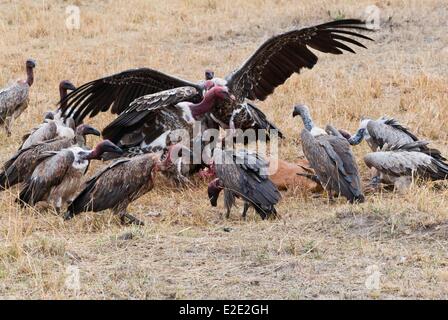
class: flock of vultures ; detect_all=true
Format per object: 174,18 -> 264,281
1,19 -> 447,226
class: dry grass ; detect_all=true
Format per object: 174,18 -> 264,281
0,0 -> 448,299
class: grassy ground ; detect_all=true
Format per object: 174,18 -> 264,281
0,0 -> 447,299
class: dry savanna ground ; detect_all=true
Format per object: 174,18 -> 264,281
0,0 -> 447,299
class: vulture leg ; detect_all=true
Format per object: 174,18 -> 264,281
118,211 -> 145,226
241,202 -> 250,220
225,206 -> 231,219
4,117 -> 12,136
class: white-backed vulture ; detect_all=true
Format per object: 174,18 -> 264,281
292,104 -> 364,203
348,117 -> 445,160
17,140 -> 123,211
207,148 -> 280,219
363,141 -> 448,191
64,152 -> 168,226
20,80 -> 77,149
0,124 -> 100,190
0,59 -> 36,135
58,20 -> 372,141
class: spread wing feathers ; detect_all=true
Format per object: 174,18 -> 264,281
101,86 -> 199,143
245,102 -> 284,139
364,146 -> 448,181
215,149 -> 280,214
66,155 -> 155,217
369,119 -> 447,160
58,68 -> 202,124
226,19 -> 372,102
301,130 -> 364,202
0,83 -> 29,117
18,150 -> 74,206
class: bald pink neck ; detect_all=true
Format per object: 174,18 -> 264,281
190,90 -> 218,119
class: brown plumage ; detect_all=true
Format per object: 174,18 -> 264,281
64,153 -> 165,225
293,105 -> 364,203
0,124 -> 100,190
17,141 -> 123,211
58,19 -> 371,135
0,59 -> 36,135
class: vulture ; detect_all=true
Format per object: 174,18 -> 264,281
101,85 -> 235,156
0,124 -> 100,190
292,104 -> 364,203
0,59 -> 36,135
18,140 -> 123,211
363,141 -> 448,191
64,152 -> 169,226
348,117 -> 446,160
207,148 -> 280,219
20,80 -> 77,149
58,19 -> 372,141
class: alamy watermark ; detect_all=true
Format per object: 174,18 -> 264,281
65,265 -> 80,295
65,5 -> 81,30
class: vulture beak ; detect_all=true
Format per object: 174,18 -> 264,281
43,111 -> 55,121
208,186 -> 220,207
338,129 -> 353,141
81,125 -> 101,137
26,59 -> 36,68
292,105 -> 301,118
99,140 -> 124,155
208,178 -> 223,207
65,82 -> 77,91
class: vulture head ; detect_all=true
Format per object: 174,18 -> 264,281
25,58 -> 36,86
59,80 -> 77,92
26,59 -> 36,69
43,111 -> 55,121
208,178 -> 224,207
337,129 -> 353,140
292,104 -> 326,136
191,86 -> 236,119
205,69 -> 215,80
348,127 -> 367,145
209,86 -> 236,102
86,140 -> 123,160
75,124 -> 101,137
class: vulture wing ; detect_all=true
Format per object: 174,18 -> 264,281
18,150 -> 74,206
0,83 -> 29,118
324,135 -> 364,202
367,119 -> 416,149
364,142 -> 448,180
66,158 -> 131,216
58,68 -> 203,124
226,19 -> 372,102
66,155 -> 157,219
101,86 -> 200,144
215,149 -> 280,215
300,129 -> 364,203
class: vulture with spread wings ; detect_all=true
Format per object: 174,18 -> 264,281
59,19 -> 372,151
